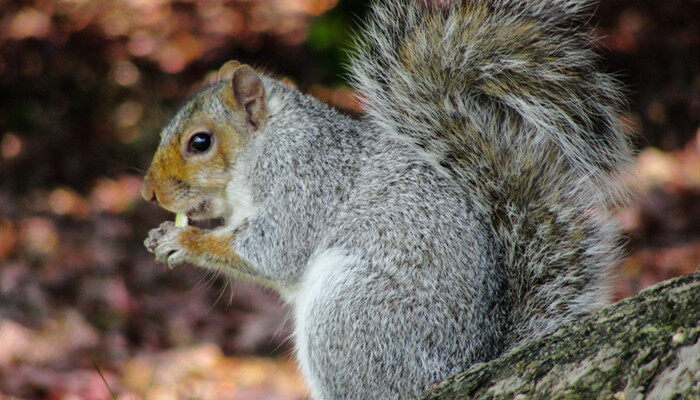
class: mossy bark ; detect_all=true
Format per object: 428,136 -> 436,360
422,272 -> 699,400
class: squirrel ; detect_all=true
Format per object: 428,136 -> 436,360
141,0 -> 633,399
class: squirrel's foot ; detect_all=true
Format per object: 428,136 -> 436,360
145,221 -> 197,267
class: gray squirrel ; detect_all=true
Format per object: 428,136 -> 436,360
141,0 -> 633,398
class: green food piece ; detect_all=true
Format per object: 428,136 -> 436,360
174,213 -> 188,227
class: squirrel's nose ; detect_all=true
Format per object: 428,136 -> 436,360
141,177 -> 159,204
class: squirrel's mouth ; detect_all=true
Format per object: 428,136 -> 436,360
183,200 -> 227,229
185,200 -> 213,220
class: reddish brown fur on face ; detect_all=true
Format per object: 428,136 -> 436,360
142,138 -> 190,210
141,60 -> 264,217
141,119 -> 237,215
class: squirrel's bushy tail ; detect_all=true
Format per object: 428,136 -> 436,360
350,0 -> 633,347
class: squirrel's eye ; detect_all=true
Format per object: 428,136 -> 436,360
188,132 -> 212,154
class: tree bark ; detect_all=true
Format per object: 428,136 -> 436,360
422,272 -> 699,400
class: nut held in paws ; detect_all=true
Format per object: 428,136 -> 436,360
174,213 -> 188,227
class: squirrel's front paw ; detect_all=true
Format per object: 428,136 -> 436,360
144,221 -> 195,267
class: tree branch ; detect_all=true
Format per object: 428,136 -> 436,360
422,272 -> 699,399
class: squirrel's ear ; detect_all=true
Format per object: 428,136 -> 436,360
216,60 -> 241,82
227,65 -> 266,133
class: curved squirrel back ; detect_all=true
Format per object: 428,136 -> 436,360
350,0 -> 633,347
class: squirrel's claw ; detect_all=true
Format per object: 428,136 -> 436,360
145,221 -> 189,268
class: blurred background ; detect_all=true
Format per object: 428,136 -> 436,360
0,0 -> 697,399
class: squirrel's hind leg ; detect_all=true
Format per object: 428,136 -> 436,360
292,248 -> 469,400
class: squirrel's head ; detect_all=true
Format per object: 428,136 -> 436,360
141,60 -> 266,220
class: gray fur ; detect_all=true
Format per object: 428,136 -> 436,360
148,1 -> 633,399
228,78 -> 507,399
